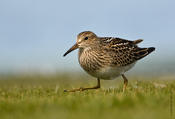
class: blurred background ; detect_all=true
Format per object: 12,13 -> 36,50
0,0 -> 175,76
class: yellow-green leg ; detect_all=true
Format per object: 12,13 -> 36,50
122,74 -> 128,92
64,78 -> 101,92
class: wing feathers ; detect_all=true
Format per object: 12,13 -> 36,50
133,47 -> 155,60
133,39 -> 143,44
100,37 -> 155,66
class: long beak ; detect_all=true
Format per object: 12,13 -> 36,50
63,43 -> 78,57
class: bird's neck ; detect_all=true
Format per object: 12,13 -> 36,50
79,47 -> 91,56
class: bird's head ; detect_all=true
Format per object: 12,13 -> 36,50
63,31 -> 98,57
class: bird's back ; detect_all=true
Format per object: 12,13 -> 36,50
100,37 -> 155,67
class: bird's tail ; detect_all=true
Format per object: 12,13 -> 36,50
133,47 -> 155,60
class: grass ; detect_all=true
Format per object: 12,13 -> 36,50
0,73 -> 175,119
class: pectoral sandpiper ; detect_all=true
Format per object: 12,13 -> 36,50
63,31 -> 155,92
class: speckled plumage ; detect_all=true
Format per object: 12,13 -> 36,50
77,31 -> 155,79
63,31 -> 155,92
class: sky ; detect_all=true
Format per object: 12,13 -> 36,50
0,0 -> 175,73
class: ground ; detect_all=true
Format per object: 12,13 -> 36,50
0,74 -> 174,119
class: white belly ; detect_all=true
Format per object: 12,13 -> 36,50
87,62 -> 136,80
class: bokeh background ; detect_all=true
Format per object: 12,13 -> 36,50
0,0 -> 175,76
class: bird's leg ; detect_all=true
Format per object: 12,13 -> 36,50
122,74 -> 128,92
64,78 -> 101,92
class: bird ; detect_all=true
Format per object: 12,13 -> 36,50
63,31 -> 155,92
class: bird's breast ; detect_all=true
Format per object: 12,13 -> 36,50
78,48 -> 136,79
78,48 -> 103,73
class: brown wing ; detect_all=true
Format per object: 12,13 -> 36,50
100,37 -> 155,66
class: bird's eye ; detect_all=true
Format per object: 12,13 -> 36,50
84,37 -> 88,40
